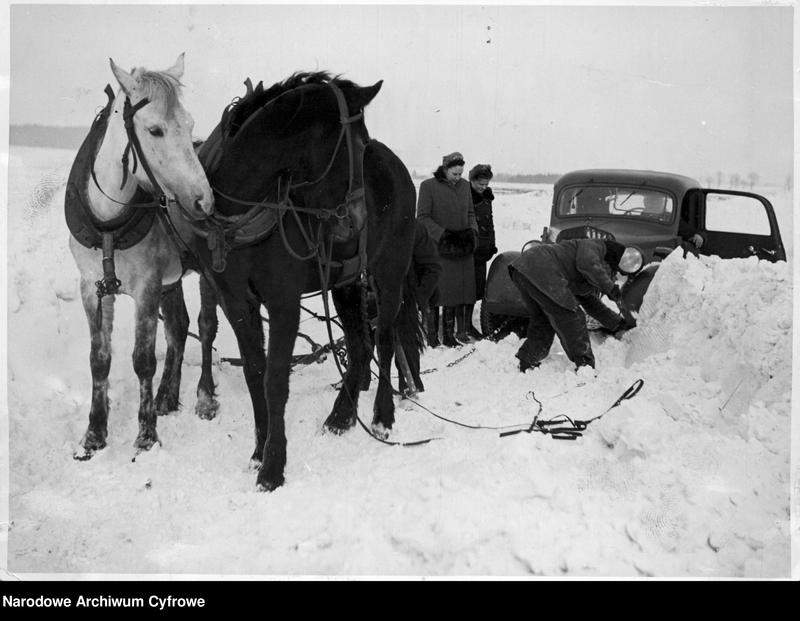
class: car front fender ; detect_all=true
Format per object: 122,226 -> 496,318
620,263 -> 660,313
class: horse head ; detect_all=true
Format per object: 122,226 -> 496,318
213,73 -> 382,241
109,54 -> 214,219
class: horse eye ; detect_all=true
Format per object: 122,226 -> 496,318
148,127 -> 164,137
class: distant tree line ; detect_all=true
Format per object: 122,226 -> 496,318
411,168 -> 560,184
704,171 -> 791,191
491,172 -> 562,184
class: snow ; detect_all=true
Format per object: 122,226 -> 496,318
2,146 -> 794,578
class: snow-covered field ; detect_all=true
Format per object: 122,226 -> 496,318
3,146 -> 794,577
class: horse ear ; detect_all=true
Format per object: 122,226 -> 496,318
345,80 -> 383,112
164,52 -> 185,81
109,58 -> 137,96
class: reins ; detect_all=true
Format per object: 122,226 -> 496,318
499,378 -> 645,440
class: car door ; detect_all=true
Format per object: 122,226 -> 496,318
699,189 -> 786,262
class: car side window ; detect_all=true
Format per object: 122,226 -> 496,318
705,194 -> 771,236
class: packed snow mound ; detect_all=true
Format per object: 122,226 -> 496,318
631,249 -> 791,387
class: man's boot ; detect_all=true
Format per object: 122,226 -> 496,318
442,307 -> 458,348
426,306 -> 440,348
455,304 -> 469,343
464,303 -> 483,340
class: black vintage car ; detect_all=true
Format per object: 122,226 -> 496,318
480,169 -> 786,337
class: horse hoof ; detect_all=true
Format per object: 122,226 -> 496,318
133,433 -> 160,453
155,392 -> 180,417
155,400 -> 179,417
256,472 -> 285,492
73,445 -> 101,461
323,414 -> 355,435
370,422 -> 391,440
155,403 -> 179,417
248,448 -> 264,471
195,393 -> 219,421
75,430 -> 106,460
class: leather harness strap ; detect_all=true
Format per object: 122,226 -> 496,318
183,80 -> 370,287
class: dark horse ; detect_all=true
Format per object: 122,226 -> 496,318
184,72 -> 420,491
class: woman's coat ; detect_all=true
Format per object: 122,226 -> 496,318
417,173 -> 478,305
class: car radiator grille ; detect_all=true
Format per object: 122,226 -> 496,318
556,226 -> 616,242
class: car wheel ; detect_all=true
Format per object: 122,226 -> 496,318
480,304 -> 528,341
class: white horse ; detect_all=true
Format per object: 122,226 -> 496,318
68,54 -> 213,458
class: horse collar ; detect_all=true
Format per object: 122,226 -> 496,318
66,86 -> 160,252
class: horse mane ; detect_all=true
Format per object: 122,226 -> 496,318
224,71 -> 359,138
131,68 -> 182,118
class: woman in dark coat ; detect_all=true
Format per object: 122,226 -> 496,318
508,239 -> 630,371
417,152 -> 478,347
467,164 -> 497,340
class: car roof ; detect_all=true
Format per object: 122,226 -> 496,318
554,169 -> 702,196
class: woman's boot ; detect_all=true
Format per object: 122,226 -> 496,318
426,306 -> 440,348
464,303 -> 483,340
442,307 -> 458,347
455,304 -> 469,343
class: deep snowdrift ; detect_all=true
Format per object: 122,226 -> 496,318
2,147 -> 793,577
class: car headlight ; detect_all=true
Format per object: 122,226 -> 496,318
618,247 -> 643,274
521,240 -> 542,253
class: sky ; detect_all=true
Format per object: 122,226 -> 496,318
6,2 -> 795,182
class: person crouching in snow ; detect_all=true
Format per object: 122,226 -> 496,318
508,238 -> 632,372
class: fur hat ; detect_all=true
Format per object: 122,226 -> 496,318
469,164 -> 493,181
442,152 -> 465,169
603,240 -> 626,269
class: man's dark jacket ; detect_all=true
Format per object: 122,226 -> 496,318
411,220 -> 442,307
508,238 -> 617,311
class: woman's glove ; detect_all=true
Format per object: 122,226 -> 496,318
438,229 -> 476,258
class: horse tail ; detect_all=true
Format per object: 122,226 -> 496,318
394,269 -> 426,356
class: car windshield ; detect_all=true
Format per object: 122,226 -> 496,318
557,186 -> 674,223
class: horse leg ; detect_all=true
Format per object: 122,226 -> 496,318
324,283 -> 368,434
195,275 -> 220,420
131,282 -> 162,452
256,289 -> 302,492
371,282 -> 404,437
154,282 -> 189,416
219,294 -> 268,466
74,279 -> 115,459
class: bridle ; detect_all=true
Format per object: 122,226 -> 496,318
172,80 -> 370,275
87,85 -> 204,327
89,85 -> 178,212
207,81 -> 367,226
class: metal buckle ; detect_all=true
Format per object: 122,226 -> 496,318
334,203 -> 349,219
